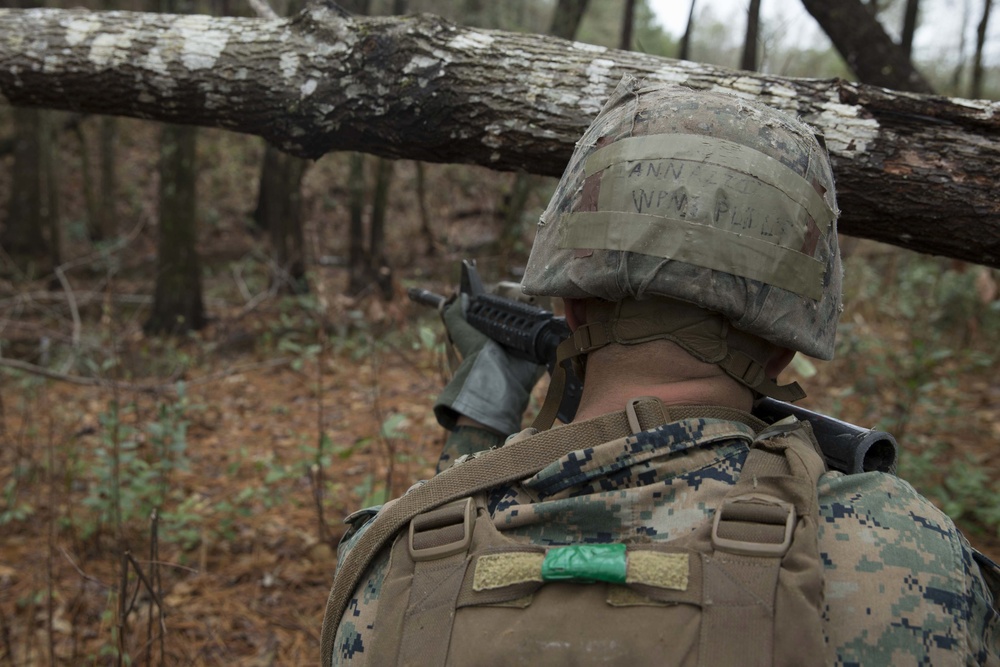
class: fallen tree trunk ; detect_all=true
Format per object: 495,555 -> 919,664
1,7 -> 998,267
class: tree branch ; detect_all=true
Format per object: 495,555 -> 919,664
0,7 -> 998,266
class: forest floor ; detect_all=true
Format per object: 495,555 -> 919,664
1,121 -> 998,665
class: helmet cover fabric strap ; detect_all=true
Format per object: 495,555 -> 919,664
531,298 -> 804,431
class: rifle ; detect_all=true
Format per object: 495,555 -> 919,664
409,260 -> 898,475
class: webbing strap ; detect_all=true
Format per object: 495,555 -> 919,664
699,419 -> 827,667
530,336 -> 577,431
320,400 -> 758,665
397,548 -> 468,665
531,298 -> 805,432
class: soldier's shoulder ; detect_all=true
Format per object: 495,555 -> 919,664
817,471 -> 1000,664
818,469 -> 954,534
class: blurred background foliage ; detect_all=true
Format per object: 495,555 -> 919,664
0,0 -> 998,664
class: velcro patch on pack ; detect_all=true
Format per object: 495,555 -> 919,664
472,548 -> 689,592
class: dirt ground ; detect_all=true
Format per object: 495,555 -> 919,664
1,121 -> 998,665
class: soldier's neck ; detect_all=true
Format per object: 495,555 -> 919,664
571,341 -> 753,423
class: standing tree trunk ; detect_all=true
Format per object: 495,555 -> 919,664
971,0 -> 993,98
40,108 -> 60,272
550,0 -> 590,41
740,0 -> 761,71
340,0 -> 389,297
620,0 -> 636,51
2,107 -> 56,274
347,152 -> 368,295
900,0 -> 920,57
1,0 -> 60,273
94,0 -> 120,242
145,122 -> 205,333
799,0 -> 933,92
255,147 -> 309,293
252,0 -> 310,294
98,115 -> 119,240
950,0 -> 972,92
414,162 -> 435,256
73,119 -> 101,241
391,0 -> 435,259
369,156 -> 394,299
679,0 -> 697,61
144,0 -> 204,334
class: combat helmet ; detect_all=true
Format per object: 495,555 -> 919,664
523,76 -> 842,427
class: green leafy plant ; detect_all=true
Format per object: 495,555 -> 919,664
77,385 -> 196,546
837,251 -> 1000,538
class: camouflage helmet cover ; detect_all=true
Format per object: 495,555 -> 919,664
522,75 -> 843,360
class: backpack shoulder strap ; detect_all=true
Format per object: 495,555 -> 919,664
319,400 -> 761,666
699,418 -> 828,667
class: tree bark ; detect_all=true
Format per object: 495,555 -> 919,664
1,8 -> 999,268
799,0 -> 933,93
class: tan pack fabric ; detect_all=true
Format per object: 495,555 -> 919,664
320,400 -> 828,666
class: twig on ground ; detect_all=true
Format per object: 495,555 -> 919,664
0,357 -> 163,392
232,261 -> 254,303
0,356 -> 293,392
0,290 -> 153,310
53,264 -> 81,373
59,547 -> 108,590
60,214 -> 148,275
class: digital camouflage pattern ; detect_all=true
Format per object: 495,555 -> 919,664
522,76 -> 843,360
435,424 -> 505,473
331,419 -> 1000,666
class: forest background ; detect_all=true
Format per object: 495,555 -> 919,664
1,0 -> 998,664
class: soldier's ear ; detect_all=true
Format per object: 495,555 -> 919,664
564,298 -> 587,332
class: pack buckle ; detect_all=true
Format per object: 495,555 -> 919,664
711,494 -> 796,557
408,497 -> 474,562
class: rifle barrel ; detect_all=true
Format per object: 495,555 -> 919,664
407,287 -> 447,310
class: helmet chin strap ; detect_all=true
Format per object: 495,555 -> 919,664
531,298 -> 806,431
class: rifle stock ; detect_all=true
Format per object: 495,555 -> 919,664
409,261 -> 897,476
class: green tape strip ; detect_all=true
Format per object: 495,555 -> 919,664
541,544 -> 628,584
562,211 -> 824,300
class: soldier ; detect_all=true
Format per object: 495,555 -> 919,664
321,77 -> 1000,665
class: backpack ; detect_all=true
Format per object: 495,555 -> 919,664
320,399 -> 828,666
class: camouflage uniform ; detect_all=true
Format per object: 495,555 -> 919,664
331,420 -> 1000,666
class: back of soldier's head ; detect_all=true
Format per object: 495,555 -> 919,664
522,76 -> 842,365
